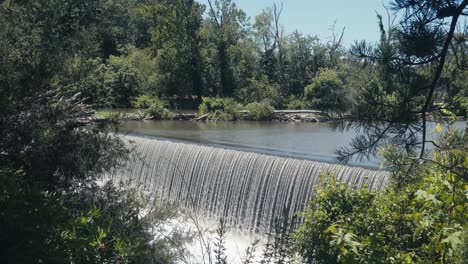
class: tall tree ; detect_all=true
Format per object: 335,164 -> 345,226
253,4 -> 285,92
149,0 -> 204,99
284,31 -> 315,96
205,0 -> 248,96
0,1 -> 188,262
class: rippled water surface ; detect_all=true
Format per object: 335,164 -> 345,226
120,120 -> 466,168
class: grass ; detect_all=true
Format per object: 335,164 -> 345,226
95,108 -> 140,118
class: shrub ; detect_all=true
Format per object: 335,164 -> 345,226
0,170 -> 189,264
245,102 -> 275,121
130,96 -> 173,119
304,68 -> 348,113
132,95 -> 157,109
198,97 -> 243,121
295,129 -> 468,264
238,75 -> 283,108
146,101 -> 173,120
285,95 -> 308,110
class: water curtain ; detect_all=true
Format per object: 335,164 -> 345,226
113,136 -> 389,232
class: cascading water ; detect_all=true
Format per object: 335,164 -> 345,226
112,135 -> 389,233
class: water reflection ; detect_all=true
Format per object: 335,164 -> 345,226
119,120 -> 466,168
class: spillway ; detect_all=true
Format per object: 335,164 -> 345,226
111,135 -> 389,232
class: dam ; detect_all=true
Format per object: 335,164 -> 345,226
112,135 -> 389,232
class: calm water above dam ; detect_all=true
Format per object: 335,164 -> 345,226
120,120 -> 466,168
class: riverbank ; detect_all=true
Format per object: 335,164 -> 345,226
94,109 -> 333,123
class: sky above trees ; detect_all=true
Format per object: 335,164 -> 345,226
200,0 -> 393,47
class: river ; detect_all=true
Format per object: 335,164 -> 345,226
115,119 -> 465,263
119,120 -> 466,168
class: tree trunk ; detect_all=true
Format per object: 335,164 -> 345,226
218,42 -> 229,97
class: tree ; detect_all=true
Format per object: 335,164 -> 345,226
238,75 -> 282,107
95,0 -> 154,58
104,54 -> 140,108
0,0 -> 123,188
229,33 -> 258,97
253,4 -> 284,85
326,22 -> 346,69
205,0 -> 249,96
440,27 -> 468,117
337,0 -> 468,163
0,1 -> 188,262
149,0 -> 205,100
284,32 -> 315,96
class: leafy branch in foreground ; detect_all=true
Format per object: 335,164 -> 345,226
214,218 -> 228,264
337,0 -> 468,163
296,128 -> 467,263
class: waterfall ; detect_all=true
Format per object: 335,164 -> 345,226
113,135 -> 389,233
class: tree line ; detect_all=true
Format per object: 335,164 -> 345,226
43,0 -> 464,119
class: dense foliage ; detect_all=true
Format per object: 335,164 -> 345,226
0,171 -> 187,263
304,68 -> 348,113
295,129 -> 467,264
337,0 -> 468,162
2,0 -> 461,120
198,96 -> 243,120
0,0 -> 188,262
245,102 -> 275,121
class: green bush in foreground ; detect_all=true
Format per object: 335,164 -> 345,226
0,170 -> 189,263
245,102 -> 275,121
295,128 -> 467,264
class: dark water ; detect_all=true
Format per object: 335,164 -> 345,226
119,120 -> 466,168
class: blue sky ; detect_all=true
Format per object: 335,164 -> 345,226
199,0 -> 395,47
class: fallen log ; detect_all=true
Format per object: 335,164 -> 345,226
195,113 -> 209,121
175,111 -> 190,120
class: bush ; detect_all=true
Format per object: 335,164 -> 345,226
245,102 -> 275,121
131,96 -> 173,119
285,95 -> 308,110
0,170 -> 189,264
304,68 -> 348,113
146,100 -> 173,120
238,75 -> 283,108
198,97 -> 243,121
295,129 -> 468,264
132,95 -> 158,109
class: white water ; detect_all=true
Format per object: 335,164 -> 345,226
111,135 -> 389,233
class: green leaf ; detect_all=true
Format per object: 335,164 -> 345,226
441,231 -> 463,248
325,223 -> 338,234
431,123 -> 442,134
